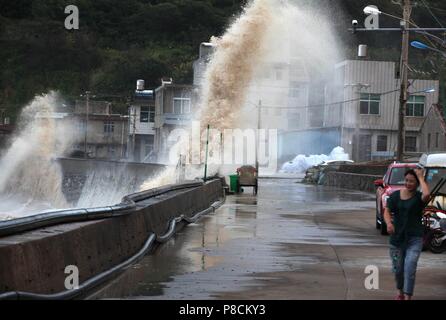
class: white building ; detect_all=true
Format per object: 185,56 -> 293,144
128,88 -> 156,162
278,60 -> 442,164
327,60 -> 440,161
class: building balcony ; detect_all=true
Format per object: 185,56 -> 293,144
160,113 -> 192,126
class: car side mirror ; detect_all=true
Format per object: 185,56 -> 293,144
374,179 -> 384,187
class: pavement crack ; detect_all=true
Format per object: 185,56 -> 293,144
310,209 -> 350,300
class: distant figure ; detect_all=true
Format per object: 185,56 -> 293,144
383,169 -> 430,300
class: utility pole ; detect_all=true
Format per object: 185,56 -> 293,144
204,124 -> 210,181
84,91 -> 90,159
256,100 -> 261,175
397,0 -> 412,161
132,107 -> 137,161
354,86 -> 360,162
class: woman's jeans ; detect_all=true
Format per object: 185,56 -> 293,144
389,237 -> 423,296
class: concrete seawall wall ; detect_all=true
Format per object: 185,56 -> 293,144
0,179 -> 223,294
323,172 -> 382,193
58,158 -> 167,204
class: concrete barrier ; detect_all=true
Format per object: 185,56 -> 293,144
58,158 -> 167,204
0,179 -> 223,294
323,171 -> 382,193
338,164 -> 388,176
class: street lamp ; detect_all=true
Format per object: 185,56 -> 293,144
411,40 -> 446,58
363,6 -> 381,15
363,5 -> 406,22
421,88 -> 436,94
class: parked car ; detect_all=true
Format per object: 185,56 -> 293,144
420,153 -> 446,209
374,162 -> 418,235
419,153 -> 446,252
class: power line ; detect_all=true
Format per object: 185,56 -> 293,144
419,0 -> 446,45
256,88 -> 402,110
423,5 -> 446,14
420,0 -> 446,29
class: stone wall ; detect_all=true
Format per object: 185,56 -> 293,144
323,171 -> 382,193
337,164 -> 388,176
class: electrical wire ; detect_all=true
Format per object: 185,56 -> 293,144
420,0 -> 446,45
420,0 -> 446,29
254,88 -> 402,110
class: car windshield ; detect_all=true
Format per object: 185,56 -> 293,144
388,167 -> 409,185
425,168 -> 446,194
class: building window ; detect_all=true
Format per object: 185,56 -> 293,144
436,132 -> 439,148
173,98 -> 191,114
139,107 -> 154,123
140,106 -> 155,123
405,136 -> 417,152
104,121 -> 114,133
377,135 -> 388,152
406,95 -> 425,117
360,93 -> 380,115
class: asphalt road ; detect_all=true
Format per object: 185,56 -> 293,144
89,179 -> 446,300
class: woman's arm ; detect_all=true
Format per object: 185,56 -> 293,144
383,206 -> 395,235
415,169 -> 430,203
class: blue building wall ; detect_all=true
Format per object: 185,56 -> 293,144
278,128 -> 341,164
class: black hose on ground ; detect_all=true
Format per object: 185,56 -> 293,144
0,195 -> 226,300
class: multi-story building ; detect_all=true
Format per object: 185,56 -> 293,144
193,42 -> 215,87
72,100 -> 128,160
280,60 -> 441,163
330,60 -> 439,161
249,57 -> 311,131
420,104 -> 446,153
128,84 -> 156,162
153,81 -> 198,162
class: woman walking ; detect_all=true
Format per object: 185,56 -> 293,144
383,169 -> 430,300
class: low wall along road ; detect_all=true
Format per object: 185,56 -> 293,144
0,179 -> 224,297
323,171 -> 382,193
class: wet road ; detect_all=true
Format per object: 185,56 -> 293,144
89,179 -> 446,300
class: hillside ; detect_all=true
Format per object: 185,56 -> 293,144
1,0 -> 446,120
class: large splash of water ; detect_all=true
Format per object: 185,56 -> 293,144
198,0 -> 273,132
0,92 -> 78,219
139,0 -> 277,190
0,0 -> 345,217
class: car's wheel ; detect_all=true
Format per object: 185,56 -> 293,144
428,233 -> 446,254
